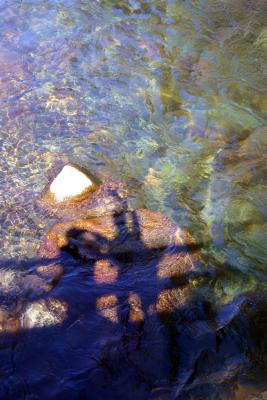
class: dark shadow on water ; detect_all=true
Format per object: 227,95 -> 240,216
0,209 -> 266,400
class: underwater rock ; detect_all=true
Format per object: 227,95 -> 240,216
40,168 -> 127,221
21,298 -> 68,329
36,263 -> 64,285
45,163 -> 99,203
0,266 -> 54,300
0,308 -> 19,334
38,209 -> 200,262
93,259 -> 119,284
38,165 -> 202,324
22,274 -> 53,296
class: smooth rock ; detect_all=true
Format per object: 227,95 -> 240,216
49,164 -> 98,202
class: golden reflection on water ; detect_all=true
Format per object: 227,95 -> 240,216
96,294 -> 119,323
45,92 -> 78,115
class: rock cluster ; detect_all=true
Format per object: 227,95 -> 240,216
0,164 -> 266,400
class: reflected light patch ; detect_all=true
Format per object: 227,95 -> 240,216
155,288 -> 189,314
45,93 -> 77,115
0,268 -> 18,293
96,295 -> 118,323
128,293 -> 144,323
175,227 -> 185,245
157,253 -> 195,280
22,298 -> 68,328
94,259 -> 119,284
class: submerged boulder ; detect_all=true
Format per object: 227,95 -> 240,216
38,209 -> 200,263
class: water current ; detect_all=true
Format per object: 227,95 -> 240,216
0,1 -> 266,399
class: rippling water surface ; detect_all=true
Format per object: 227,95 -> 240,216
0,0 -> 266,399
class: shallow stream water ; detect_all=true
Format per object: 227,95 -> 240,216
0,1 -> 266,399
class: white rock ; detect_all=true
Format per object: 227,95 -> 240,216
49,164 -> 95,202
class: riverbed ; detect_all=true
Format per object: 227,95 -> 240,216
0,1 -> 266,399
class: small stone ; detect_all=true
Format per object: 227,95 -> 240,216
49,164 -> 97,202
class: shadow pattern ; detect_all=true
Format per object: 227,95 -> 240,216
0,184 -> 267,400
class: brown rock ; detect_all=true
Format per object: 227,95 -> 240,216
0,308 -> 19,334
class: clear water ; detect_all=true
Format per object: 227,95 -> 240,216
0,0 -> 266,398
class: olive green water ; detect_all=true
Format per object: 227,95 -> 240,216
0,0 -> 266,397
